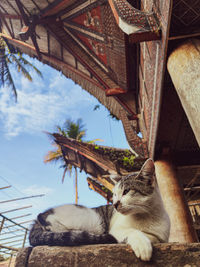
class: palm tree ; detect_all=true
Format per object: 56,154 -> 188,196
0,37 -> 42,101
44,118 -> 86,204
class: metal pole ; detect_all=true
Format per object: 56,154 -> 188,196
22,229 -> 28,248
0,228 -> 26,235
0,234 -> 25,241
0,194 -> 45,204
0,214 -> 29,230
2,220 -> 32,229
0,185 -> 11,190
8,253 -> 13,267
1,205 -> 32,214
0,217 -> 5,234
2,239 -> 25,245
0,244 -> 19,251
10,213 -> 32,220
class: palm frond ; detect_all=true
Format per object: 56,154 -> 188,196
3,59 -> 17,100
0,55 -> 6,87
8,54 -> 32,81
17,55 -> 43,78
55,125 -> 67,137
64,118 -> 86,140
61,164 -> 73,183
44,145 -> 63,164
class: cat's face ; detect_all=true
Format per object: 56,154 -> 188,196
112,159 -> 155,215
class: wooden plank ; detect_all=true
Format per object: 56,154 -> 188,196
41,0 -> 71,17
105,88 -> 127,96
0,13 -> 21,19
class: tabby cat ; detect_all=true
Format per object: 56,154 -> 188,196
29,159 -> 170,261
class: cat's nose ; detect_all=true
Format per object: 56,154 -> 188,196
114,201 -> 120,210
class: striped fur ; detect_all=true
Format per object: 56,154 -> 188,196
29,204 -> 117,246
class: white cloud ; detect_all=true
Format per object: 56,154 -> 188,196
0,68 -> 95,138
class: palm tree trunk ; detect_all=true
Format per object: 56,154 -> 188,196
75,168 -> 78,204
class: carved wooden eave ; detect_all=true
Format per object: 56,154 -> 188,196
87,177 -> 113,202
0,0 -> 138,117
53,133 -> 145,189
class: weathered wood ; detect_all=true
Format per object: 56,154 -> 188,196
15,243 -> 200,267
155,159 -> 198,243
167,39 -> 200,147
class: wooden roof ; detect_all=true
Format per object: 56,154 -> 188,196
0,0 -> 138,120
53,133 -> 145,176
0,0 -> 200,170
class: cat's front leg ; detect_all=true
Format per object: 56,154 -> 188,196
126,229 -> 152,261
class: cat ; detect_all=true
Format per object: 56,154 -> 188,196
29,158 -> 170,261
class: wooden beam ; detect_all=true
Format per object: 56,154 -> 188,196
15,0 -> 29,25
105,88 -> 127,96
41,0 -> 70,17
46,23 -> 109,89
0,13 -> 21,19
129,31 -> 160,44
0,11 -> 13,37
87,177 -> 112,202
169,32 -> 200,41
15,0 -> 42,59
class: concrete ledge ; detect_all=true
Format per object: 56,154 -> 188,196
15,243 -> 200,267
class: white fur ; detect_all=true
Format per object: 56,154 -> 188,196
46,205 -> 103,234
110,180 -> 170,261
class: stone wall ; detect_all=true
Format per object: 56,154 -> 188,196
15,243 -> 200,267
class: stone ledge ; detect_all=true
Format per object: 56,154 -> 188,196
15,243 -> 200,267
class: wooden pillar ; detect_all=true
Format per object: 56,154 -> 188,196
155,159 -> 198,242
167,39 -> 200,146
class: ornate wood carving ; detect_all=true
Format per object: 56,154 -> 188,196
15,0 -> 42,59
108,0 -> 160,42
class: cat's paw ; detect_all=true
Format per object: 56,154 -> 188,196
127,230 -> 152,261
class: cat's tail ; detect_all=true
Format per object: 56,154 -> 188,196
29,221 -> 117,247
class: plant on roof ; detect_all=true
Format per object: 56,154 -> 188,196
0,37 -> 42,101
122,155 -> 135,167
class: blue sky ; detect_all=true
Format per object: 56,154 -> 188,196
0,57 -> 129,229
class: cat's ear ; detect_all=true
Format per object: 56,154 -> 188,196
138,158 -> 155,185
140,158 -> 155,175
110,174 -> 121,185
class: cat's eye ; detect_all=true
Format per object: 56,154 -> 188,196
123,189 -> 130,195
